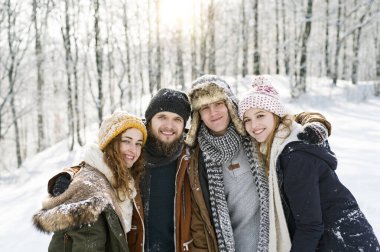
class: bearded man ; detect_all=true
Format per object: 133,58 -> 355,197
127,88 -> 193,252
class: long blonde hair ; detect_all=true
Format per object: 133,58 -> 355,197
257,115 -> 292,176
103,132 -> 144,201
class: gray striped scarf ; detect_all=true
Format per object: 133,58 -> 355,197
198,123 -> 270,252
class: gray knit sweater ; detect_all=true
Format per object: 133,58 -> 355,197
223,143 -> 261,252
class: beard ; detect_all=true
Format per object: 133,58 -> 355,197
146,124 -> 183,157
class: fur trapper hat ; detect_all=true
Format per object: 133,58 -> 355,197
186,75 -> 245,147
99,111 -> 147,151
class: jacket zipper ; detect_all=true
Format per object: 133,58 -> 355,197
64,233 -> 70,252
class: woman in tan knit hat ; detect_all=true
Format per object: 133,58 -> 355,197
33,111 -> 147,252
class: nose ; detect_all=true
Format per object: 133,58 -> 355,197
209,106 -> 218,116
248,119 -> 257,130
128,144 -> 137,155
163,119 -> 175,130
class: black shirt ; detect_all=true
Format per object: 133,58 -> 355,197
147,160 -> 177,252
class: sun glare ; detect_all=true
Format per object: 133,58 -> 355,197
160,0 -> 196,29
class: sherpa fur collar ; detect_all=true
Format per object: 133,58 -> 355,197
186,76 -> 245,147
32,143 -> 136,234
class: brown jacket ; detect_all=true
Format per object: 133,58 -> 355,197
188,146 -> 218,252
127,147 -> 193,252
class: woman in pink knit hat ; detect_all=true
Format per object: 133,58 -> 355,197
238,75 -> 380,252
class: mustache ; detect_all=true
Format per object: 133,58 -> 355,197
147,126 -> 183,157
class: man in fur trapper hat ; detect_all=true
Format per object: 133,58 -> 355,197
186,74 -> 331,252
187,75 -> 270,252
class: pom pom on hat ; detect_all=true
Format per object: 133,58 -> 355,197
239,75 -> 287,120
99,111 -> 147,151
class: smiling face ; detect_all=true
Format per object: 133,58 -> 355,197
243,108 -> 276,143
199,100 -> 230,136
150,111 -> 184,144
119,128 -> 144,168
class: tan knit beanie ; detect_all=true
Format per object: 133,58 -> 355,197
98,111 -> 147,151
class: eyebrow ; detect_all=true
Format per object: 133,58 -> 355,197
243,110 -> 265,119
122,136 -> 143,142
254,110 -> 266,115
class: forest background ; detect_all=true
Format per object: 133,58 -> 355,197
0,0 -> 379,170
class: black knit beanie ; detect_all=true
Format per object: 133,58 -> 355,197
145,88 -> 191,124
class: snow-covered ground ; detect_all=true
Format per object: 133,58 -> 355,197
0,77 -> 379,251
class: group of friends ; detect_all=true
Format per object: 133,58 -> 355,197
33,75 -> 380,252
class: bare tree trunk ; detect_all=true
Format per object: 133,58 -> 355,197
332,0 -> 342,86
351,0 -> 374,85
122,1 -> 132,105
73,36 -> 83,146
175,20 -> 185,90
233,15 -> 241,80
292,3 -> 299,84
10,89 -> 21,167
275,0 -> 280,74
281,0 -> 289,75
252,0 -> 260,74
94,0 -> 103,124
341,3 -> 348,80
148,0 -> 154,96
155,0 -> 162,90
200,1 -> 207,75
294,0 -> 313,97
241,0 -> 248,77
133,1 -> 145,113
72,2 -> 83,146
62,0 -> 75,150
105,4 -> 115,113
191,0 -> 198,80
6,0 -> 22,167
324,0 -> 331,77
375,20 -> 380,96
208,0 -> 216,74
376,27 -> 380,79
32,0 -> 46,152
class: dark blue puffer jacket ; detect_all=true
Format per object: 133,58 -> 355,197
277,141 -> 380,252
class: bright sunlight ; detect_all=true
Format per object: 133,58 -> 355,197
159,0 -> 199,29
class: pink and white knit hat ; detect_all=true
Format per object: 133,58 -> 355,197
238,75 -> 287,119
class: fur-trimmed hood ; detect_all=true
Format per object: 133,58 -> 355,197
186,75 -> 245,147
32,143 -> 136,235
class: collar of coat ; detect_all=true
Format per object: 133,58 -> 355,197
84,142 -> 136,200
32,142 -> 136,234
